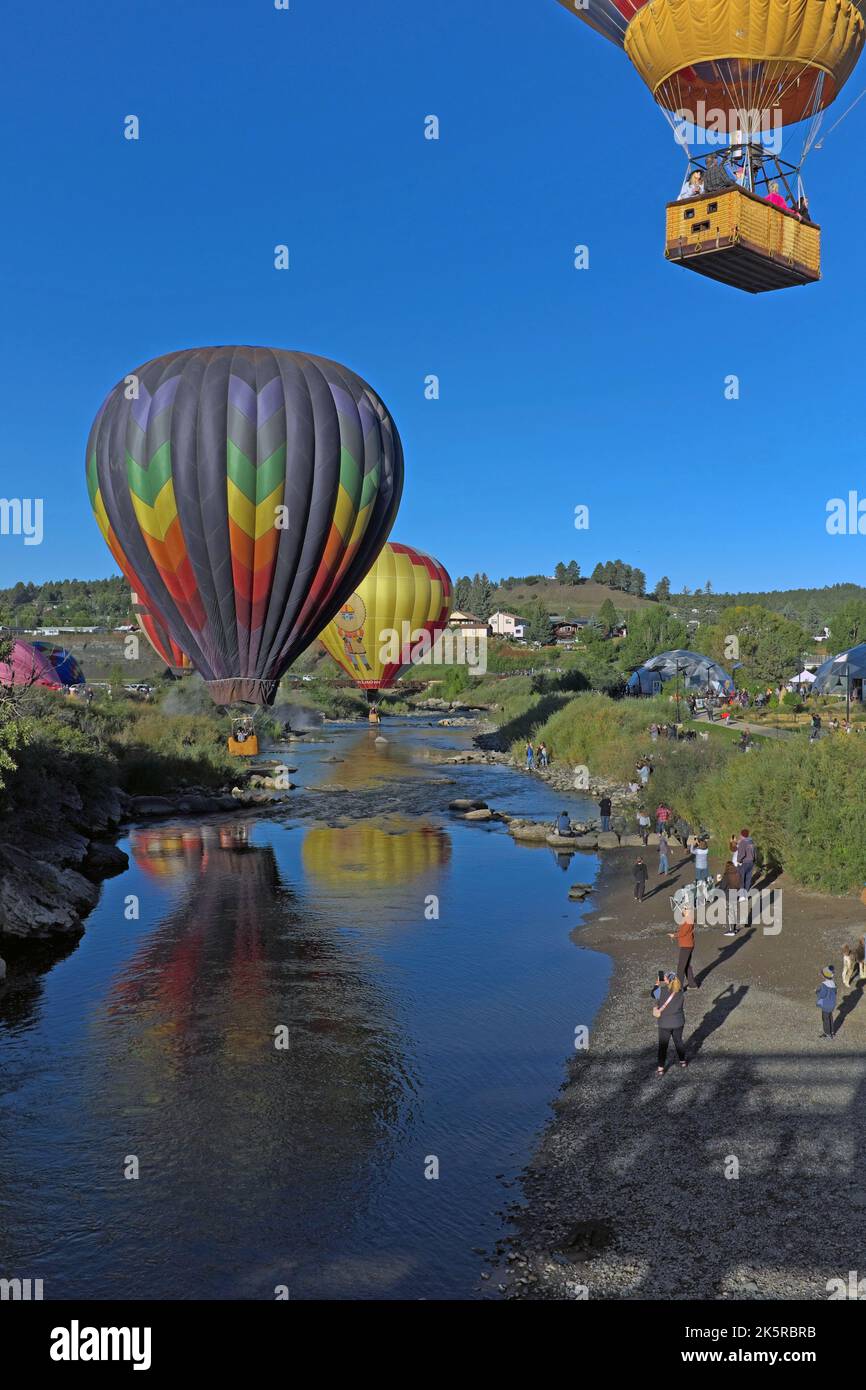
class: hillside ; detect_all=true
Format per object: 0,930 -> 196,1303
667,583 -> 866,631
490,580 -> 656,617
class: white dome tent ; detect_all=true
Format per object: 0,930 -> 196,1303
626,649 -> 735,698
812,644 -> 866,704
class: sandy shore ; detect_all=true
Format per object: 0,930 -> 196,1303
507,848 -> 866,1300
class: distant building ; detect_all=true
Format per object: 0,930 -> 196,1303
447,610 -> 490,637
488,610 -> 526,639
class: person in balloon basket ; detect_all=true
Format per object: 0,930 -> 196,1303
816,966 -> 837,1040
678,169 -> 705,200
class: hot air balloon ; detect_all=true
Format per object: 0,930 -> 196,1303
318,542 -> 452,710
0,639 -> 85,690
554,0 -> 865,290
32,643 -> 85,687
131,588 -> 191,673
86,347 -> 403,707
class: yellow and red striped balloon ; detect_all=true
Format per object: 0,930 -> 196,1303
318,542 -> 452,691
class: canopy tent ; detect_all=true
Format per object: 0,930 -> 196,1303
626,649 -> 735,696
789,669 -> 816,686
812,644 -> 866,695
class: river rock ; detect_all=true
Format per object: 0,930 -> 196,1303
573,835 -> 598,849
83,842 -> 130,880
597,832 -> 620,849
449,799 -> 488,812
509,823 -> 552,843
129,795 -> 176,818
0,844 -> 99,937
463,808 -> 493,821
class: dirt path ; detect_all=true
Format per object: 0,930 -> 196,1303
509,849 -> 866,1300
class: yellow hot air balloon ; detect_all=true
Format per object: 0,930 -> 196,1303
553,0 -> 865,290
318,542 -> 453,699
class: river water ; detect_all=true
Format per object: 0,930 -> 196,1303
0,719 -> 610,1300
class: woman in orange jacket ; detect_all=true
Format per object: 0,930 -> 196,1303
669,910 -> 700,989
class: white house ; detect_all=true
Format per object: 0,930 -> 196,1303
488,610 -> 526,639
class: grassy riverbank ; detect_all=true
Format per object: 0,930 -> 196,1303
486,688 -> 866,896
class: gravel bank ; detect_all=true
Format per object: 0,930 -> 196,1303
507,848 -> 866,1300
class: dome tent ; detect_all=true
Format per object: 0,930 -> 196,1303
811,643 -> 866,696
626,649 -> 734,697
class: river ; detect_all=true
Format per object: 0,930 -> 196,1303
0,718 -> 610,1300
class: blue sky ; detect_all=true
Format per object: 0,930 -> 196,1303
1,0 -> 864,595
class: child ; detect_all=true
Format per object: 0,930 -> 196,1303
633,858 -> 648,902
842,945 -> 858,989
816,966 -> 837,1040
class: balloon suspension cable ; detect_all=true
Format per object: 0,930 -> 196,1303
813,81 -> 866,151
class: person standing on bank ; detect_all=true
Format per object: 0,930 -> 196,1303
654,972 -> 688,1075
736,828 -> 756,893
599,794 -> 612,832
658,831 -> 670,876
633,857 -> 648,902
669,907 -> 699,989
816,966 -> 837,1040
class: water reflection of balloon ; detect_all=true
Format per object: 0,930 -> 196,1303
86,347 -> 404,706
318,542 -> 452,696
302,819 -> 451,890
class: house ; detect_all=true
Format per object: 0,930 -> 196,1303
447,610 -> 491,637
488,610 -> 526,640
550,616 -> 590,645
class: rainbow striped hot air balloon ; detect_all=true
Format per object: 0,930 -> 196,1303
86,348 -> 403,705
131,589 -> 191,672
318,542 -> 453,692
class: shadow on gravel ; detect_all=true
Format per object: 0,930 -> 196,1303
834,980 -> 864,1035
686,983 -> 749,1057
696,928 -> 757,986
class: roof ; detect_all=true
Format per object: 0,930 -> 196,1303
626,649 -> 734,692
812,643 -> 866,692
